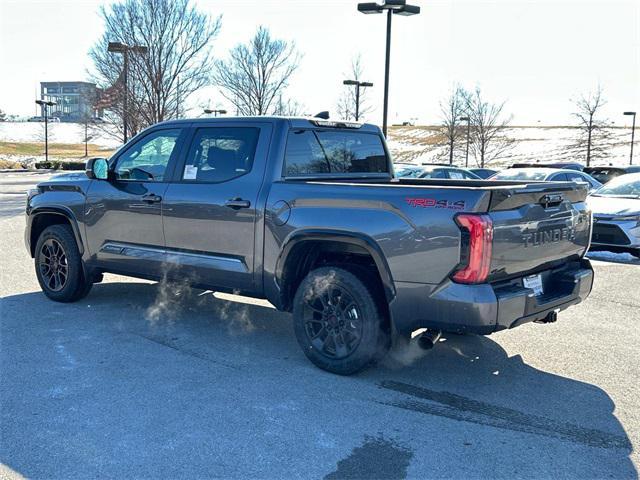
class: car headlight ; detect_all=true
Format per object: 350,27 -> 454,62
26,188 -> 40,202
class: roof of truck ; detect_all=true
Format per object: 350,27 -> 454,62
157,116 -> 382,133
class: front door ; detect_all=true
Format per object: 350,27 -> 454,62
162,122 -> 272,292
85,127 -> 186,277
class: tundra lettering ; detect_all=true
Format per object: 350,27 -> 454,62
523,227 -> 577,248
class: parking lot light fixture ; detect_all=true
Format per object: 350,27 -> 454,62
459,116 -> 471,167
343,80 -> 374,121
108,42 -> 148,143
204,109 -> 227,117
624,111 -> 636,165
358,0 -> 420,137
35,100 -> 57,162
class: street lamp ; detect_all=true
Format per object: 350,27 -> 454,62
204,109 -> 227,117
624,111 -> 636,165
459,116 -> 471,167
108,41 -> 148,143
35,100 -> 56,162
358,0 -> 420,137
343,80 -> 373,121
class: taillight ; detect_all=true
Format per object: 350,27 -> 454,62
452,213 -> 493,284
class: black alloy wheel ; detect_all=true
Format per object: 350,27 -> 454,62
302,283 -> 364,360
34,224 -> 92,302
293,266 -> 389,375
38,238 -> 69,291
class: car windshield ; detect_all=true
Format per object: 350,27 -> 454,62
491,170 -> 549,181
592,175 -> 640,198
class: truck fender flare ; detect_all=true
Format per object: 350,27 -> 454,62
29,206 -> 85,257
275,229 -> 396,302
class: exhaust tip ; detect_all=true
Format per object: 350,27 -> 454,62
417,329 -> 442,350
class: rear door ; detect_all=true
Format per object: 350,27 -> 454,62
161,122 -> 272,292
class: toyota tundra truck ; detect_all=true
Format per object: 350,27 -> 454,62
25,117 -> 594,374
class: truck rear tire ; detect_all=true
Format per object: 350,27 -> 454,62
34,224 -> 92,302
292,266 -> 389,375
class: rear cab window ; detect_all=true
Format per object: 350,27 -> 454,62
284,129 -> 389,177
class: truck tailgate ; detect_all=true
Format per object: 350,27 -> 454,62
487,182 -> 592,279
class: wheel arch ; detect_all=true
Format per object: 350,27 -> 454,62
275,229 -> 396,311
28,207 -> 84,258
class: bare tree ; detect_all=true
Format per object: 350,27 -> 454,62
465,87 -> 514,167
571,85 -> 612,166
35,121 -> 55,147
214,26 -> 301,116
89,0 -> 221,138
438,85 -> 468,165
336,54 -> 373,121
272,96 -> 305,116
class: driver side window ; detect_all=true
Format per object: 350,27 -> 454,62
114,129 -> 181,181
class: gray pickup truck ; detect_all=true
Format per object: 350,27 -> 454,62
25,117 -> 594,374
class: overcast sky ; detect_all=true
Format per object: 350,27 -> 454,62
0,0 -> 638,126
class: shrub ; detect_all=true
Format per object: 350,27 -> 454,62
35,160 -> 86,171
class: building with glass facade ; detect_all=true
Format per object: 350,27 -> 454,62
40,81 -> 102,122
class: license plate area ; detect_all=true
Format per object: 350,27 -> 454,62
523,274 -> 544,296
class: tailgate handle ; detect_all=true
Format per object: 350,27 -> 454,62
539,193 -> 563,208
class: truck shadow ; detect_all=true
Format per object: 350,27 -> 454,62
2,281 -> 636,479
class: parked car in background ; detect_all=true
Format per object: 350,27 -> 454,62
394,163 -> 481,180
28,116 -> 60,123
587,173 -> 640,258
583,165 -> 640,184
510,162 -> 584,171
468,168 -> 498,179
490,168 -> 602,191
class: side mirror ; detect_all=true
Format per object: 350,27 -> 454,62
86,157 -> 109,180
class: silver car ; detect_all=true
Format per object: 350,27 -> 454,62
490,168 -> 603,192
587,173 -> 640,258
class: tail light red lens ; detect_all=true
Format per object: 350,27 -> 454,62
452,213 -> 493,284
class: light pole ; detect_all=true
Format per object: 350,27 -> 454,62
343,80 -> 373,121
35,100 -> 56,162
358,0 -> 420,137
108,42 -> 148,143
624,111 -> 636,165
204,109 -> 227,117
459,116 -> 471,167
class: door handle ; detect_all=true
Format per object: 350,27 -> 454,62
142,193 -> 162,204
225,198 -> 251,209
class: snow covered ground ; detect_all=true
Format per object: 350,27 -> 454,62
387,125 -> 637,168
0,121 -> 122,148
0,121 -> 637,169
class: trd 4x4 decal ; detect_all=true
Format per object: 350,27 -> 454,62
405,198 -> 466,210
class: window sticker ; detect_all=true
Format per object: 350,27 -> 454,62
183,164 -> 198,180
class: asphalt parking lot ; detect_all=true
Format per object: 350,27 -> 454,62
1,171 -> 639,479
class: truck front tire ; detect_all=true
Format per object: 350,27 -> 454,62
34,224 -> 92,302
292,266 -> 389,375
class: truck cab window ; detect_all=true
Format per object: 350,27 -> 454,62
114,129 -> 181,181
183,127 -> 260,183
285,129 -> 388,176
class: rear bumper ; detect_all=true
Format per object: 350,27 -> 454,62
390,259 -> 594,335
